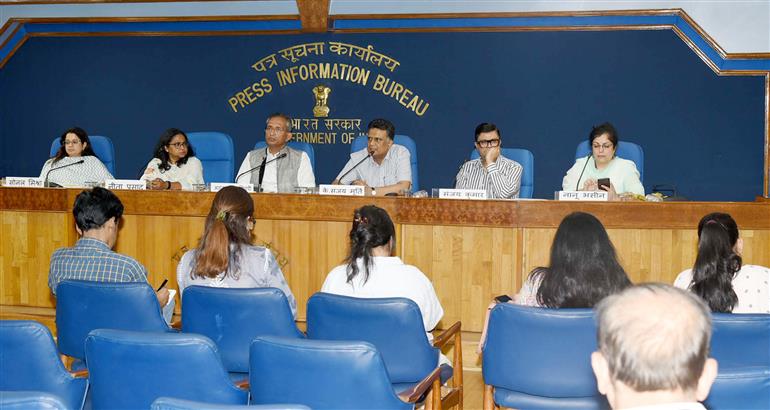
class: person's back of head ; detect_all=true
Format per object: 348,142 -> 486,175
344,205 -> 395,284
690,212 -> 742,313
592,283 -> 718,409
193,186 -> 254,279
73,187 -> 124,233
536,211 -> 631,308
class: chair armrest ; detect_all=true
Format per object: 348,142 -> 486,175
432,321 -> 461,348
71,369 -> 89,378
397,367 -> 442,403
234,379 -> 250,389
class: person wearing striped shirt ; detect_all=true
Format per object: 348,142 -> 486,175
454,123 -> 523,199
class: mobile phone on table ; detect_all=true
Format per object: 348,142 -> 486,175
156,279 -> 168,292
494,294 -> 512,304
598,178 -> 611,191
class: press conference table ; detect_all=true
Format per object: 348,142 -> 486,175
1,187 -> 769,334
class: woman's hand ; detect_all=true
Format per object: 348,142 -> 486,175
582,179 -> 598,191
149,178 -> 166,190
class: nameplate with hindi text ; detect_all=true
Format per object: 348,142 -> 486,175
2,177 -> 45,188
318,184 -> 365,196
556,190 -> 608,201
105,179 -> 147,191
437,188 -> 488,200
210,182 -> 255,193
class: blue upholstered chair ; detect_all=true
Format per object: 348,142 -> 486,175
0,321 -> 88,410
85,329 -> 248,409
55,280 -> 171,367
704,365 -> 770,409
249,336 -> 441,409
306,293 -> 462,408
710,313 -> 770,368
575,140 -> 644,182
482,303 -> 607,409
49,135 -> 115,175
470,148 -> 535,198
350,134 -> 419,191
152,397 -> 310,410
181,286 -> 304,375
0,391 -> 69,410
253,140 -> 316,172
186,131 -> 234,183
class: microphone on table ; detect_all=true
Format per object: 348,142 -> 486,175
574,153 -> 593,191
336,151 -> 372,184
44,159 -> 85,187
234,152 -> 287,185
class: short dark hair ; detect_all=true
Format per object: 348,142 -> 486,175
474,123 -> 501,141
367,118 -> 395,140
589,122 -> 618,147
73,187 -> 124,232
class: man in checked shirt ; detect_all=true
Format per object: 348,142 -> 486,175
454,122 -> 523,199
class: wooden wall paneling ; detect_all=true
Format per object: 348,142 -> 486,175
741,229 -> 770,268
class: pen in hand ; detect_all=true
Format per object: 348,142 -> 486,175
156,279 -> 168,292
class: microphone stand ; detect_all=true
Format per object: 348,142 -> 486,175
574,153 -> 593,191
44,159 -> 85,187
336,152 -> 372,184
235,152 -> 288,185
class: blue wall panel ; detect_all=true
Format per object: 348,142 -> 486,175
0,30 -> 764,200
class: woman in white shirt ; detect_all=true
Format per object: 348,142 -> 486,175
38,127 -> 113,187
321,205 -> 443,337
674,212 -> 769,313
141,128 -> 204,190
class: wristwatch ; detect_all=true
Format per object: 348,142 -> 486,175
371,188 -> 377,196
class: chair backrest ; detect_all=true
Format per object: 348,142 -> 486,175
0,391 -> 69,410
306,292 -> 437,384
470,148 -> 535,198
49,135 -> 115,175
249,336 -> 410,410
55,280 -> 169,361
575,140 -> 644,182
186,132 -> 234,183
0,320 -> 88,410
85,329 -> 247,409
704,366 -> 770,409
482,304 -> 606,408
181,286 -> 304,373
711,313 -> 770,367
253,140 -> 316,172
152,397 -> 311,410
351,134 -> 419,191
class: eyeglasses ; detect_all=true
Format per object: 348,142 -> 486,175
265,126 -> 286,134
168,142 -> 188,149
476,139 -> 500,148
63,140 -> 82,146
592,143 -> 614,150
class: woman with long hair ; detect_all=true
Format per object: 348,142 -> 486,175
176,186 -> 296,316
141,128 -> 203,190
38,126 -> 113,186
674,212 -> 769,313
321,205 -> 443,336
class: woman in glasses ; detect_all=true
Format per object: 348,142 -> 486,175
141,128 -> 204,190
176,186 -> 297,317
562,122 -> 644,199
454,122 -> 523,199
39,126 -> 114,187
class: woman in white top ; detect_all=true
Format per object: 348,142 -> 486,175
176,186 -> 297,317
562,122 -> 644,198
321,205 -> 443,337
38,127 -> 113,187
674,212 -> 770,314
141,128 -> 204,190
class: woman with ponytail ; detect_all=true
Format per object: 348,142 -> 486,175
321,205 -> 443,338
176,186 -> 297,317
674,212 -> 769,313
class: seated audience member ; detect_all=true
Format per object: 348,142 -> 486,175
479,211 -> 631,351
321,205 -> 442,340
562,122 -> 644,199
235,113 -> 315,192
177,186 -> 297,317
141,128 -> 204,190
454,122 -> 523,199
333,119 -> 411,196
592,283 -> 718,409
48,187 -> 170,309
38,127 -> 114,187
674,212 -> 769,313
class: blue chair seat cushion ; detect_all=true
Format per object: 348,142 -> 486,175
494,387 -> 609,409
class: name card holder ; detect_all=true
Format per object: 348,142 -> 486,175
435,188 -> 488,200
556,190 -> 609,201
318,184 -> 365,196
105,179 -> 147,191
210,182 -> 255,193
3,177 -> 45,188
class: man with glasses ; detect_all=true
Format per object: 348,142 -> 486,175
454,122 -> 523,198
333,118 -> 412,196
236,112 -> 315,192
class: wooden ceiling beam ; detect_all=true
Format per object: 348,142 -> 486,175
296,0 -> 329,33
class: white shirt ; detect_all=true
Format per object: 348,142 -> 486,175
562,156 -> 645,196
235,149 -> 315,192
674,264 -> 770,313
141,157 -> 204,190
455,156 -> 523,199
336,144 -> 412,187
38,156 -> 114,187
